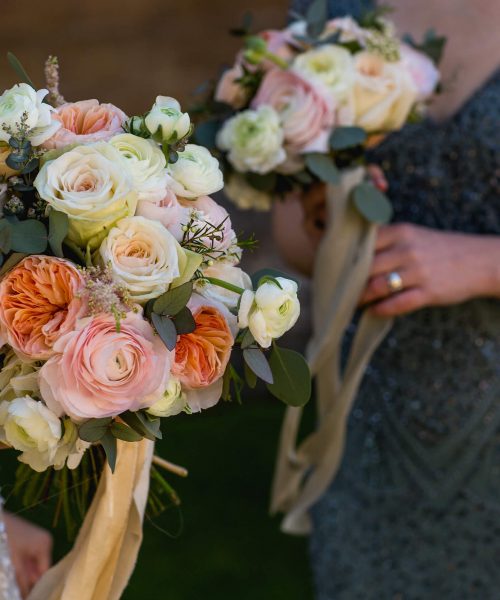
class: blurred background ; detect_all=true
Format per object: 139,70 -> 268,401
0,1 -> 315,598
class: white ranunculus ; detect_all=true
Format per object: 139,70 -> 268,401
167,144 -> 224,199
34,142 -> 137,249
293,44 -> 355,103
3,396 -> 62,472
196,263 -> 252,309
49,419 -> 90,471
224,174 -> 273,211
0,84 -> 61,146
145,96 -> 191,143
147,377 -> 187,418
352,52 -> 418,132
109,133 -> 168,202
99,216 -> 185,303
238,277 -> 300,348
216,106 -> 286,175
0,350 -> 42,402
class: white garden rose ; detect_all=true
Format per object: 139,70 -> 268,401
99,216 -> 184,303
147,377 -> 186,418
352,52 -> 418,132
197,263 -> 252,309
109,133 -> 168,202
293,45 -> 355,103
216,106 -> 286,174
224,173 -> 273,211
238,277 -> 300,348
0,83 -> 61,146
167,144 -> 224,199
145,96 -> 191,143
0,350 -> 41,402
3,396 -> 62,472
34,142 -> 137,249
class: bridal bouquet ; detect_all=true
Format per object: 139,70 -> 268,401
0,56 -> 310,531
195,1 -> 443,217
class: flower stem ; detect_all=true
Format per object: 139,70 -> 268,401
204,277 -> 245,295
263,51 -> 289,70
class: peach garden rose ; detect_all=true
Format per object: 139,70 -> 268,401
39,311 -> 172,421
0,256 -> 86,360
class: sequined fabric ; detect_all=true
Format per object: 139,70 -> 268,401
291,1 -> 500,598
0,499 -> 21,600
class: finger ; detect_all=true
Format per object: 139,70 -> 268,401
360,270 -> 416,305
367,164 -> 389,192
370,247 -> 405,278
369,288 -> 426,317
374,225 -> 398,251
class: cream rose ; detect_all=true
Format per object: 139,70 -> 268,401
238,277 -> 300,348
197,263 -> 252,309
99,216 -> 184,303
352,52 -> 418,132
145,96 -> 191,143
217,106 -> 286,174
292,44 -> 355,103
0,84 -> 60,146
147,377 -> 186,418
167,144 -> 224,199
109,133 -> 168,202
34,142 -> 137,249
2,396 -> 62,472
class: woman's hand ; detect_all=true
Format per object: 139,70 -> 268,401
360,223 -> 500,317
4,512 -> 52,598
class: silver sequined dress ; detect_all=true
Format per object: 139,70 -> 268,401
0,499 -> 21,600
292,1 -> 500,598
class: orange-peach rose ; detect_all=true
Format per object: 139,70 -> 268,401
44,99 -> 127,149
0,256 -> 86,360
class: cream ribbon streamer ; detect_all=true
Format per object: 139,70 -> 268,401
271,167 -> 393,535
28,438 -> 153,600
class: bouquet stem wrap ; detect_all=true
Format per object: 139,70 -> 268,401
271,167 -> 393,535
28,439 -> 153,600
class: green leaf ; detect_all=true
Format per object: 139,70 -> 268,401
152,313 -> 178,351
7,217 -> 48,253
101,431 -> 117,473
305,0 -> 328,37
251,268 -> 297,289
0,252 -> 26,276
244,361 -> 257,389
48,210 -> 69,258
0,220 -> 11,254
329,126 -> 367,150
193,120 -> 219,149
110,422 -> 143,442
305,153 -> 340,184
172,306 -> 196,335
171,248 -> 202,288
246,171 -> 277,192
266,346 -> 311,407
243,348 -> 274,385
352,182 -> 393,224
257,275 -> 283,290
240,328 -> 255,349
121,411 -> 163,441
7,52 -> 36,89
153,281 -> 193,316
78,417 -> 113,443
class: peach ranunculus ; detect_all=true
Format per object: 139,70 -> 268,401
44,99 -> 127,149
39,311 -> 172,421
251,68 -> 335,154
172,294 -> 236,412
0,256 -> 86,360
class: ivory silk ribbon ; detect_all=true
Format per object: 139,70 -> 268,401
28,438 -> 153,600
271,167 -> 393,535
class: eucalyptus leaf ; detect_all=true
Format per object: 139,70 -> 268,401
101,431 -> 117,473
20,158 -> 38,175
7,217 -> 48,253
243,348 -> 274,385
330,126 -> 367,150
120,411 -> 162,441
110,422 -> 143,442
48,210 -> 69,258
0,220 -> 11,254
0,252 -> 26,276
240,328 -> 255,349
305,0 -> 328,37
152,313 -> 178,351
7,52 -> 36,89
266,346 -> 311,407
352,182 -> 393,224
172,306 -> 196,335
78,417 -> 113,443
153,281 -> 193,316
244,361 -> 257,389
305,153 -> 340,184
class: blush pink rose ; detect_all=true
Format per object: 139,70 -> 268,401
44,99 -> 127,149
39,311 -> 171,421
136,183 -> 185,241
215,63 -> 250,109
260,30 -> 297,66
400,44 -> 440,101
252,69 -> 335,153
